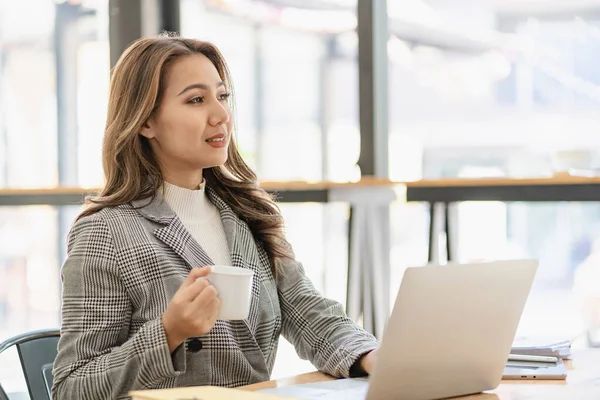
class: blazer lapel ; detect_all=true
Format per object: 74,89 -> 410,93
206,187 -> 264,332
205,186 -> 263,274
131,192 -> 214,269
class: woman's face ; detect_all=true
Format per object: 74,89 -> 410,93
141,53 -> 233,186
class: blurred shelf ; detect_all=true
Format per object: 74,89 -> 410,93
406,175 -> 600,202
0,178 -> 400,206
4,175 -> 600,206
406,175 -> 600,187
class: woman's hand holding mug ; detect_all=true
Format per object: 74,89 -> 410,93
162,266 -> 220,353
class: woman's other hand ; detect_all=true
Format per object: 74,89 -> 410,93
361,349 -> 378,375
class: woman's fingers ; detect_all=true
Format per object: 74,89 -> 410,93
181,266 -> 211,288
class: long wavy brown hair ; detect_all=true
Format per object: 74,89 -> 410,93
81,34 -> 292,274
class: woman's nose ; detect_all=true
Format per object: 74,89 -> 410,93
208,99 -> 230,126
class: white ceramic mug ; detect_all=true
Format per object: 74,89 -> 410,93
204,265 -> 254,320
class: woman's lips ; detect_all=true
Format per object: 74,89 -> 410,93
205,133 -> 227,148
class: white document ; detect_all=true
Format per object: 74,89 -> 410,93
257,378 -> 369,400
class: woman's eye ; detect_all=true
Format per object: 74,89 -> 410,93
219,92 -> 231,101
188,96 -> 204,104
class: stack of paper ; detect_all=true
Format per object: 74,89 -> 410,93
511,336 -> 572,359
129,386 -> 293,400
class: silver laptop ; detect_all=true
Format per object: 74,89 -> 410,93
261,259 -> 538,400
366,259 -> 538,400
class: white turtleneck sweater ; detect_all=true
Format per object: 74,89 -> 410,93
162,181 -> 232,266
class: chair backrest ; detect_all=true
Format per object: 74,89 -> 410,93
0,329 -> 60,400
0,382 -> 9,400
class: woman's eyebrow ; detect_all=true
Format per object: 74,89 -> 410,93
177,81 -> 225,96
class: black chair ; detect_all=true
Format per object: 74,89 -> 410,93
0,329 -> 60,400
0,382 -> 9,400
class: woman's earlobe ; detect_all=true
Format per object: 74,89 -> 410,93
139,122 -> 154,139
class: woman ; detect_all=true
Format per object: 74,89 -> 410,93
52,34 -> 379,399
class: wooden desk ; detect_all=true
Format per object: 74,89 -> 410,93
404,176 -> 600,262
240,349 -> 600,399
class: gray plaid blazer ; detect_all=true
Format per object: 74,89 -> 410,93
52,187 -> 379,399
